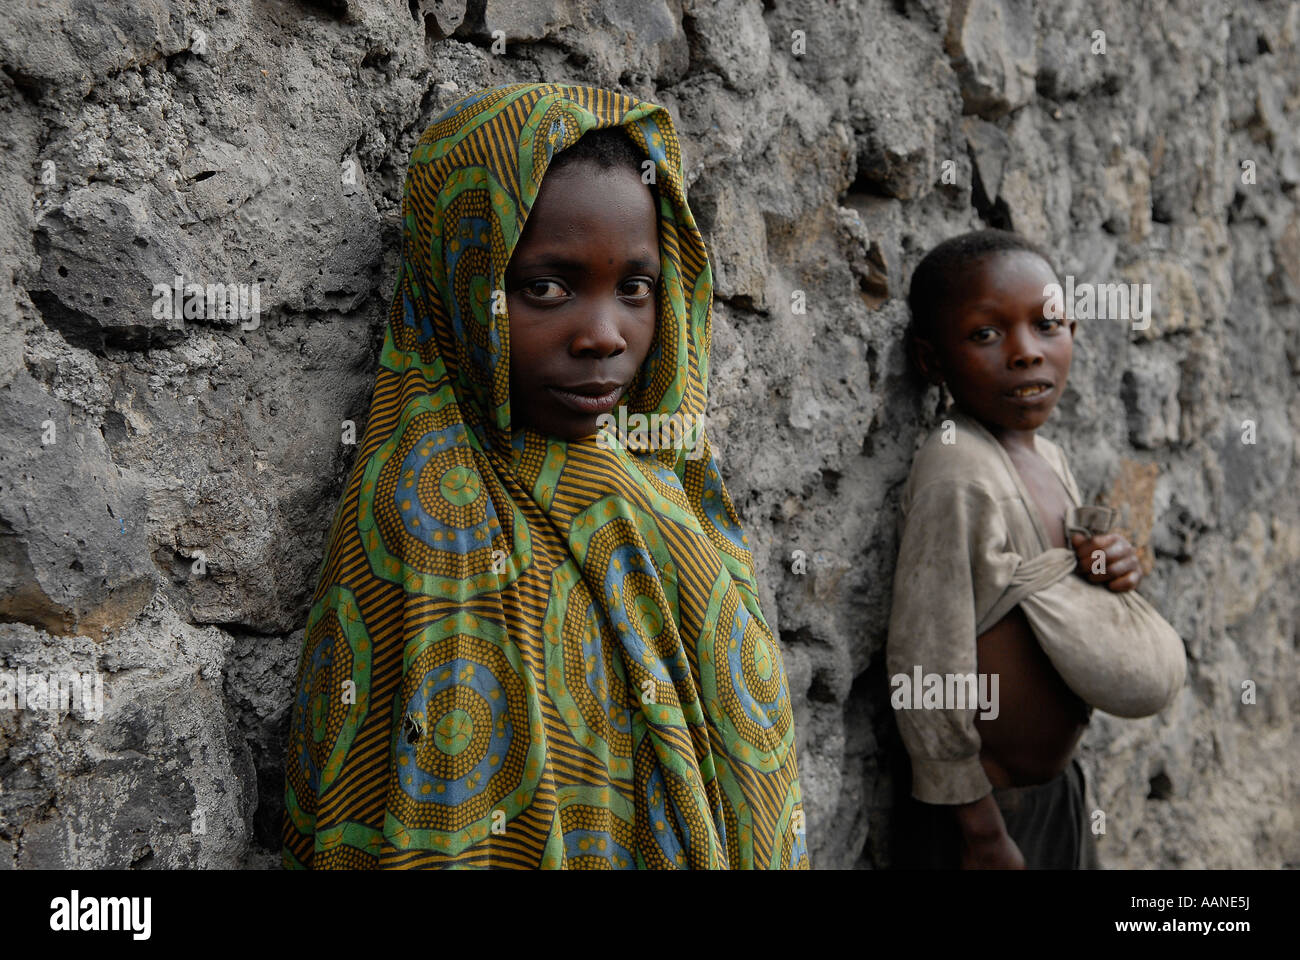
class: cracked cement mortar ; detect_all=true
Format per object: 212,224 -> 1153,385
0,0 -> 1297,868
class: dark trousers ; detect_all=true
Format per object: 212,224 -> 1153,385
895,758 -> 1100,869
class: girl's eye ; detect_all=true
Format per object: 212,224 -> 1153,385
621,278 -> 655,298
970,327 -> 997,343
524,280 -> 567,300
1039,317 -> 1063,332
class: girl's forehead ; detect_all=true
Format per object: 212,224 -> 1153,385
513,165 -> 659,249
934,254 -> 1058,336
964,249 -> 1056,283
955,252 -> 1057,302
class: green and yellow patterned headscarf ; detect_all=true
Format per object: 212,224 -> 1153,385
282,83 -> 808,869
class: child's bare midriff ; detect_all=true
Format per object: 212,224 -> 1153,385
976,607 -> 1088,787
976,441 -> 1088,789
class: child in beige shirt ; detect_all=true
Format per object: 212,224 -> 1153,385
887,229 -> 1185,869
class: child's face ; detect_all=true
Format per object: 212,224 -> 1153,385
920,250 -> 1075,433
506,161 -> 660,441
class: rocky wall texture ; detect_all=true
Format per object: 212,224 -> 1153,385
0,0 -> 1296,869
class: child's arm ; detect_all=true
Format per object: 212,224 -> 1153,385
887,478 -> 1014,804
888,476 -> 1027,868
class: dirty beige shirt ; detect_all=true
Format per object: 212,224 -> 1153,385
886,409 -> 1186,805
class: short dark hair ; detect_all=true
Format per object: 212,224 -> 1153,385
905,228 -> 1057,344
548,126 -> 645,177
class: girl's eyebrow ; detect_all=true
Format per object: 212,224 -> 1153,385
509,254 -> 588,273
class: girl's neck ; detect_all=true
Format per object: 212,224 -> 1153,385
957,410 -> 1038,456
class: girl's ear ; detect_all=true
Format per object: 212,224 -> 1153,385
910,334 -> 946,387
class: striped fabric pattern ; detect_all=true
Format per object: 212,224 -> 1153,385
282,83 -> 808,869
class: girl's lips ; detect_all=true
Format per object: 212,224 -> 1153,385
1005,382 -> 1054,404
548,384 -> 624,415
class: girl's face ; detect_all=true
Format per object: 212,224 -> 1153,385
926,250 -> 1075,435
505,161 -> 660,441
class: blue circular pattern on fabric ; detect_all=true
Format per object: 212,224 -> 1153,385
601,542 -> 677,684
723,602 -> 778,732
544,118 -> 564,163
394,423 -> 499,552
395,656 -> 511,804
401,288 -> 435,345
574,595 -> 632,735
562,828 -> 635,867
644,763 -> 691,863
294,637 -> 334,794
699,459 -> 748,551
790,817 -> 810,864
632,116 -> 668,165
445,214 -> 496,365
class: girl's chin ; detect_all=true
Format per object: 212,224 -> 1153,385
515,415 -> 599,442
959,403 -> 1058,433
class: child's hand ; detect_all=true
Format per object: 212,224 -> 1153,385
960,831 -> 1026,870
953,794 -> 1025,869
1070,531 -> 1142,592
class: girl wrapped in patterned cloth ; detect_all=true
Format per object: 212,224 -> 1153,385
282,83 -> 809,869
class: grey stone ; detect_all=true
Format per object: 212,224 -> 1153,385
963,116 -> 1009,212
691,175 -> 770,309
682,0 -> 771,93
415,0 -> 468,40
1120,346 -> 1181,450
944,0 -> 1038,119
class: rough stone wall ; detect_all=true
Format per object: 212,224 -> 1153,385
0,0 -> 1296,869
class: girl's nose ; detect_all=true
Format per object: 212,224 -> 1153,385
570,308 -> 627,358
1006,325 -> 1044,367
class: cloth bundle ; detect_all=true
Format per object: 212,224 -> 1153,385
975,502 -> 1187,718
